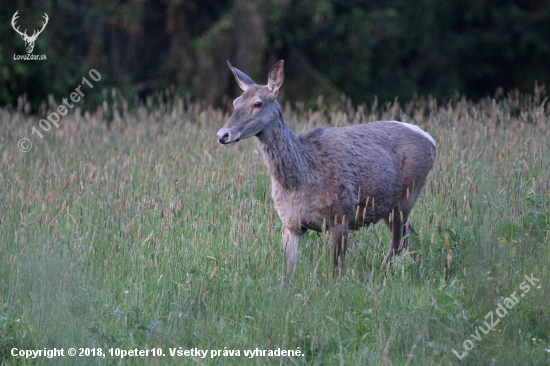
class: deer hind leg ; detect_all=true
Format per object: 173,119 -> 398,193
331,223 -> 349,274
382,208 -> 417,270
282,227 -> 302,277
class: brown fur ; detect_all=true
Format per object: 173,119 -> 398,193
218,60 -> 436,275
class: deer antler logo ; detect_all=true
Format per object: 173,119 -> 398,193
12,11 -> 49,54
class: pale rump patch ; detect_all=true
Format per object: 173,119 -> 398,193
392,121 -> 436,147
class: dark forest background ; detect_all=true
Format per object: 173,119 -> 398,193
1,0 -> 550,111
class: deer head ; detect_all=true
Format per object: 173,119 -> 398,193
12,11 -> 49,54
217,60 -> 285,146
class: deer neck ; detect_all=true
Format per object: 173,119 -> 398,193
256,102 -> 308,190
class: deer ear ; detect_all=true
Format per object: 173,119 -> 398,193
267,60 -> 284,94
227,61 -> 254,91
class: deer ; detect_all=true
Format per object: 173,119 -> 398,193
217,60 -> 436,276
12,11 -> 49,54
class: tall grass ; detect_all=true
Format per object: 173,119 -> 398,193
1,89 -> 549,365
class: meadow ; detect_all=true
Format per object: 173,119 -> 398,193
1,89 -> 549,365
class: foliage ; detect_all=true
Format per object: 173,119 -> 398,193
0,86 -> 549,364
1,0 -> 550,110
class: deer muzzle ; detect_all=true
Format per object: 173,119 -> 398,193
216,128 -> 240,146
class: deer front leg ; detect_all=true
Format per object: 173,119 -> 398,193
282,227 -> 301,276
331,223 -> 349,274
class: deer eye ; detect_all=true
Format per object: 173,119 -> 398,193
253,102 -> 262,108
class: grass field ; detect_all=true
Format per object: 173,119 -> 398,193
1,90 -> 549,365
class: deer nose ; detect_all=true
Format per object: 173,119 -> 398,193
217,130 -> 230,144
